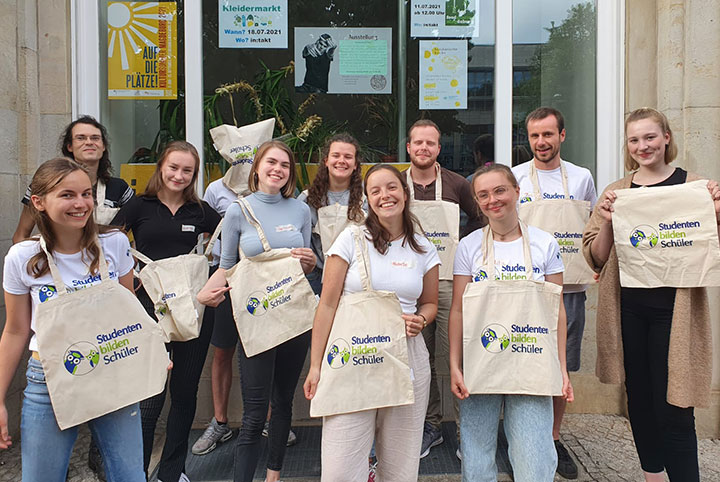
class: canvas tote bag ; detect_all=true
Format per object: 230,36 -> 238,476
406,164 -> 459,280
34,237 -> 169,430
210,118 -> 276,195
93,180 -> 120,225
129,222 -> 222,342
612,179 -> 720,288
225,198 -> 315,357
310,226 -> 414,417
462,222 -> 563,396
517,162 -> 595,284
314,197 -> 366,254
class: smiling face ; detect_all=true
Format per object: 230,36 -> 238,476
159,150 -> 196,195
527,115 -> 565,167
407,125 -> 441,169
626,118 -> 670,170
473,171 -> 520,223
66,123 -> 106,167
31,169 -> 94,230
256,147 -> 291,194
325,141 -> 358,185
366,168 -> 407,224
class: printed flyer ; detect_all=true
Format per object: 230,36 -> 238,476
411,0 -> 480,38
294,27 -> 392,95
107,2 -> 177,99
218,0 -> 288,49
419,40 -> 467,109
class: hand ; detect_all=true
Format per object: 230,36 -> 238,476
562,370 -> 574,403
303,366 -> 320,400
0,403 -> 11,450
197,286 -> 231,307
706,180 -> 720,221
401,313 -> 424,338
450,367 -> 470,400
597,190 -> 616,224
291,248 -> 316,274
593,272 -> 600,282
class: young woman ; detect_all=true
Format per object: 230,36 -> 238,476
448,164 -> 573,482
0,157 -> 143,482
112,141 -> 221,482
298,133 -> 366,295
582,108 -> 720,482
197,140 -> 315,482
304,164 -> 440,481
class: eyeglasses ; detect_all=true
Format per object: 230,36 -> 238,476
476,185 -> 512,202
73,135 -> 103,143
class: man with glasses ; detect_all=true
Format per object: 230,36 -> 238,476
12,116 -> 134,243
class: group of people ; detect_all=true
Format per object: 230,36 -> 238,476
0,105 -> 715,482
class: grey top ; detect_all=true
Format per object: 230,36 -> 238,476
219,191 -> 312,269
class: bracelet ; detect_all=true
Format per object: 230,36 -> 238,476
418,313 -> 427,329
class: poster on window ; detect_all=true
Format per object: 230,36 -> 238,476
419,40 -> 467,110
294,28 -> 392,95
411,0 -> 480,38
107,2 -> 177,99
218,0 -> 288,48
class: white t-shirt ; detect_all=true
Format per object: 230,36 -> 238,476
203,179 -> 238,265
327,227 -> 441,315
3,231 -> 134,351
454,226 -> 564,282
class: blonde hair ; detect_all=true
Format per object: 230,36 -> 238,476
143,141 -> 201,204
470,163 -> 519,203
624,108 -> 678,171
247,140 -> 297,198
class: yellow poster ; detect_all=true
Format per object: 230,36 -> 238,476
108,2 -> 177,99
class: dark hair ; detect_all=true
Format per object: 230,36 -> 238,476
363,164 -> 425,255
307,133 -> 364,222
407,119 -> 441,142
511,145 -> 532,167
473,134 -> 494,166
247,140 -> 297,198
27,157 -> 117,278
59,116 -> 113,184
624,107 -> 678,171
525,107 -> 565,132
143,141 -> 202,205
470,163 -> 519,203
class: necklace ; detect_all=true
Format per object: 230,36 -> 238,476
491,223 -> 520,240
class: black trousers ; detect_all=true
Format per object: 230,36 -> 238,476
233,330 -> 310,482
138,288 -> 215,482
621,292 -> 699,481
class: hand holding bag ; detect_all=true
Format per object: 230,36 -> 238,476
310,226 -> 414,417
34,237 -> 169,430
462,222 -> 563,396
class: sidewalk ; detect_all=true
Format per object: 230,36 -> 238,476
1,414 -> 718,481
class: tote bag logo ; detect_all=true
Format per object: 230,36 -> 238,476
480,324 -> 510,353
519,195 -> 532,204
39,285 -> 57,302
473,269 -> 488,281
246,291 -> 269,316
64,341 -> 101,376
326,338 -> 351,369
629,225 -> 658,249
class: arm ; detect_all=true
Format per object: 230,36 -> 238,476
448,274 -> 471,400
12,206 -> 35,244
706,180 -> 720,238
588,190 -> 616,267
401,265 -> 439,338
545,272 -> 573,402
291,203 -> 317,274
303,255 -> 349,399
0,292 -> 32,449
197,267 -> 230,307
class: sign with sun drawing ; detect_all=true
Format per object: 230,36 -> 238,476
108,2 -> 177,99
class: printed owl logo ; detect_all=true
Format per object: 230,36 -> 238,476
38,285 -> 57,302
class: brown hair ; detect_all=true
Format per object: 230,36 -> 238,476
307,133 -> 364,222
363,164 -> 425,255
247,140 -> 297,198
525,107 -> 565,132
27,157 -> 117,278
60,115 -> 113,184
407,119 -> 441,142
143,141 -> 202,204
470,164 -> 519,203
624,107 -> 678,171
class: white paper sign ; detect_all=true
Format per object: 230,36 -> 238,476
419,40 -> 467,110
411,0 -> 480,38
218,0 -> 287,49
294,28 -> 392,95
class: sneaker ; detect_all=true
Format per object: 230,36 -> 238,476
419,422 -> 444,458
368,457 -> 378,482
456,448 -> 462,460
191,418 -> 234,455
555,440 -> 578,479
87,440 -> 107,482
179,474 -> 191,482
262,421 -> 270,437
286,428 -> 298,447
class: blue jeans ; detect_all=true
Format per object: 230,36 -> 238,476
459,394 -> 556,482
21,357 -> 145,482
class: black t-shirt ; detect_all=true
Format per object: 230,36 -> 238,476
111,195 -> 221,262
622,167 -> 688,309
21,176 -> 134,208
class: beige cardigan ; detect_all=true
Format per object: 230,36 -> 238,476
582,171 -> 712,408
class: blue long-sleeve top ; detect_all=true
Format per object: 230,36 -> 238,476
219,191 -> 312,269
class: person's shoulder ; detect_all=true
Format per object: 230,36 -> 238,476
511,160 -> 532,177
106,176 -> 129,189
562,160 -> 594,181
98,229 -> 130,246
286,196 -> 311,214
6,239 -> 41,261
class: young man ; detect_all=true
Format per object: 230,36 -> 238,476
405,119 -> 483,459
512,107 -> 597,480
